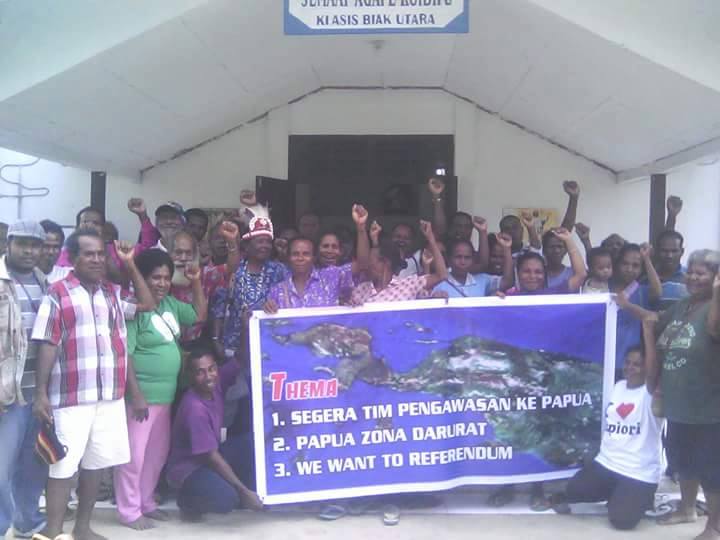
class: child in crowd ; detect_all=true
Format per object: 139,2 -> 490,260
611,243 -> 661,371
581,247 -> 613,293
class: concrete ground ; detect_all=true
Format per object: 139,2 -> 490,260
9,508 -> 705,540
5,481 -> 702,540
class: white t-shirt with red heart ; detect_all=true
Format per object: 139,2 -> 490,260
595,380 -> 663,484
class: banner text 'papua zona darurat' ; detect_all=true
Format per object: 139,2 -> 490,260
250,295 -> 617,504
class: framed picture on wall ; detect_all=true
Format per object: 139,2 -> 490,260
502,207 -> 559,242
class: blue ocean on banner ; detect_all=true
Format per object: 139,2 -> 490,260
257,302 -> 607,496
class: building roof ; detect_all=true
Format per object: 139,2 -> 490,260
1,0 -> 719,180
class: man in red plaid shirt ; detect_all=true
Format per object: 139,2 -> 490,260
31,229 -> 155,540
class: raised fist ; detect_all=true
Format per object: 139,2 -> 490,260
472,216 -> 488,233
563,181 -> 580,197
127,198 -> 146,216
219,221 -> 239,241
552,227 -> 571,242
240,190 -> 257,207
428,177 -> 445,197
639,242 -> 653,259
419,220 -> 434,240
184,263 -> 202,283
352,204 -> 368,226
575,222 -> 590,240
496,232 -> 512,249
666,196 -> 683,217
114,240 -> 135,263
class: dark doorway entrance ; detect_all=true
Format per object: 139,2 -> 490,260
284,135 -> 456,232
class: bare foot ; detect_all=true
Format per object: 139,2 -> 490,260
73,527 -> 109,540
694,526 -> 720,540
658,509 -> 698,525
123,516 -> 156,531
238,489 -> 264,511
144,509 -> 171,521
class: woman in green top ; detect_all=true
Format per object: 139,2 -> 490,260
636,249 -> 720,538
114,248 -> 207,530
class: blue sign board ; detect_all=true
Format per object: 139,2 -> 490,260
284,0 -> 469,35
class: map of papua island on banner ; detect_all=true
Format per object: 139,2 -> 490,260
284,0 -> 469,35
250,295 -> 617,504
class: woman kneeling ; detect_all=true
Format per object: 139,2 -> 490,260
554,320 -> 663,530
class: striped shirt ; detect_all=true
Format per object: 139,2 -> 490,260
9,269 -> 45,401
31,272 -> 136,408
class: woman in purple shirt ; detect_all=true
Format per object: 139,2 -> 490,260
491,228 -> 586,510
166,348 -> 263,521
264,204 -> 370,311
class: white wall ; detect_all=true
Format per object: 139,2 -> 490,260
2,88 -> 718,255
141,88 -> 652,248
0,147 -> 141,239
667,159 -> 720,256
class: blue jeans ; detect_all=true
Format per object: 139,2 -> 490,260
176,434 -> 255,516
0,402 -> 47,535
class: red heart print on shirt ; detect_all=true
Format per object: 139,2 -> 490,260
616,403 -> 635,419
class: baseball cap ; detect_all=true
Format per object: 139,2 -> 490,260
7,220 -> 46,242
155,202 -> 185,219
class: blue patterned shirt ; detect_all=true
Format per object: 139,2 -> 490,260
220,260 -> 288,351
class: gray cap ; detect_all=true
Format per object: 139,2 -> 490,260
8,220 -> 46,241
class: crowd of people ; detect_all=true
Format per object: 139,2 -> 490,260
0,178 -> 718,540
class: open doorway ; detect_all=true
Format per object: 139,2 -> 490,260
258,135 -> 456,235
292,134 -> 455,230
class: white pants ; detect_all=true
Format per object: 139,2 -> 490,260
50,399 -> 130,479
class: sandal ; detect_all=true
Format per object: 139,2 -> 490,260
30,535 -> 53,540
318,504 -> 347,521
382,504 -> 400,526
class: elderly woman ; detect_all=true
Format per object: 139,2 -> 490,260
650,250 -> 720,538
114,249 -> 207,530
